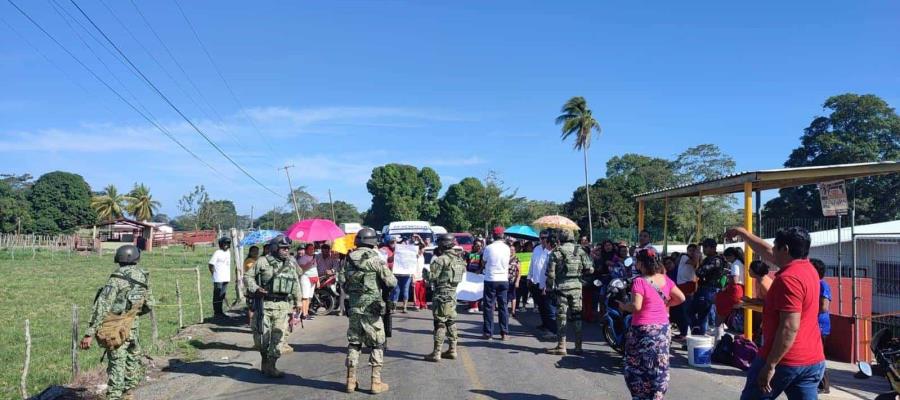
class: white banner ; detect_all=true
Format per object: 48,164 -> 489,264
456,272 -> 484,301
392,244 -> 420,275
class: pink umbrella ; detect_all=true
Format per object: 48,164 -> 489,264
284,219 -> 345,242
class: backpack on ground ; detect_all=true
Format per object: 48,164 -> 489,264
712,333 -> 735,365
731,335 -> 758,371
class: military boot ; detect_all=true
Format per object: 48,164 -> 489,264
441,340 -> 458,360
424,343 -> 441,362
262,356 -> 285,378
547,337 -> 567,355
371,367 -> 390,394
345,367 -> 358,392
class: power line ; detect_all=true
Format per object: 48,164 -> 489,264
171,0 -> 282,158
68,0 -> 282,198
95,0 -> 244,149
126,0 -> 267,165
5,0 -> 229,181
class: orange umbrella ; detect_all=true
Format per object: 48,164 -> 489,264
332,233 -> 357,254
532,215 -> 580,231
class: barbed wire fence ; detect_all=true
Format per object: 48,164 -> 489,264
0,245 -> 219,400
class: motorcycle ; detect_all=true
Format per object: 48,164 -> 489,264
599,259 -> 635,354
858,327 -> 900,395
309,273 -> 340,316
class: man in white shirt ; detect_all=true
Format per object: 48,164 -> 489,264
481,228 -> 511,340
208,237 -> 232,319
527,230 -> 557,335
636,230 -> 658,253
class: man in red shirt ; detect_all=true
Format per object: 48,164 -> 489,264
728,226 -> 825,400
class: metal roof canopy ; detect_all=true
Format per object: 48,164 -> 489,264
634,161 -> 900,201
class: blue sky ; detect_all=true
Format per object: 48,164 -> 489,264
1,1 -> 898,218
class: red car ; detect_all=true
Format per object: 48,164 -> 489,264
452,232 -> 475,252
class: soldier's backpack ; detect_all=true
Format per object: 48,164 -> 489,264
95,272 -> 149,350
96,303 -> 143,350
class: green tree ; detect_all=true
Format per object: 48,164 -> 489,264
177,185 -> 210,231
364,164 -> 441,227
437,177 -> 485,232
565,154 -> 677,235
287,186 -> 318,220
671,144 -> 739,243
28,171 -> 96,234
198,200 -> 238,230
254,207 -> 293,231
126,183 -> 161,222
765,94 -> 900,223
310,200 -> 362,223
0,180 -> 33,233
91,184 -> 130,222
556,96 -> 602,242
510,199 -> 563,226
475,171 -> 517,235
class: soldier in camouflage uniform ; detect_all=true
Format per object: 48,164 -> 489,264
244,235 -> 302,378
545,229 -> 593,355
424,234 -> 467,362
80,245 -> 154,400
338,227 -> 396,394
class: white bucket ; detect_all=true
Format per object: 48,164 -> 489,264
686,335 -> 714,368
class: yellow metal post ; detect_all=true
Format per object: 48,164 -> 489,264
637,201 -> 645,232
743,182 -> 755,340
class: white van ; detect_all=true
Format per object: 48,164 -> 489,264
340,223 -> 363,234
382,221 -> 433,243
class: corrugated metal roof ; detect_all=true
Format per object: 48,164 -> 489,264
634,161 -> 900,201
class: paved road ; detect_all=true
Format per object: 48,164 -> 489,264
136,306 -> 886,399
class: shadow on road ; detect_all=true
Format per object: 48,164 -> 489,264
161,359 -> 348,393
187,340 -> 255,352
209,326 -> 251,334
293,343 -> 346,355
471,389 -> 565,400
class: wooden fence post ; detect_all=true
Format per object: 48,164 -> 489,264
21,319 -> 31,400
195,266 -> 204,322
71,305 -> 79,379
176,279 -> 184,329
150,308 -> 159,350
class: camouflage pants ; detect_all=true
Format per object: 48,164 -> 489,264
555,287 -> 583,338
432,293 -> 458,348
106,335 -> 144,400
346,305 -> 386,368
252,301 -> 292,359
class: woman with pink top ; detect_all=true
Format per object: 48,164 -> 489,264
617,248 -> 686,400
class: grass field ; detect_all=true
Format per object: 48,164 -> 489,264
0,246 -> 223,399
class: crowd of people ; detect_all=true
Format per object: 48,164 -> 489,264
193,224 -> 834,400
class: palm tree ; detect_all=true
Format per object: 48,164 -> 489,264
91,184 -> 129,222
556,96 -> 601,242
127,183 -> 161,222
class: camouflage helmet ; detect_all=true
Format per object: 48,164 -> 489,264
546,228 -> 560,244
268,235 -> 292,251
558,229 -> 574,243
114,244 -> 141,265
437,233 -> 456,249
354,227 -> 378,248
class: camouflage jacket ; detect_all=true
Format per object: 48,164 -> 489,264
86,264 -> 155,337
546,242 -> 594,291
244,254 -> 302,306
428,248 -> 466,296
339,248 -> 397,312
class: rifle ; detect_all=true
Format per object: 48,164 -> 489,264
252,294 -> 264,335
381,280 -> 393,339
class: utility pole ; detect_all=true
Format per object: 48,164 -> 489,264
272,203 -> 278,230
328,189 -> 337,222
249,205 -> 254,229
279,165 -> 302,222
